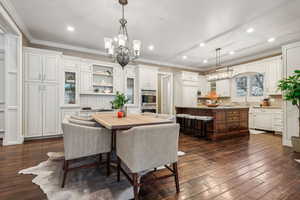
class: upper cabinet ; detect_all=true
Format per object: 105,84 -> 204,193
24,48 -> 61,83
139,65 -> 158,90
216,79 -> 231,97
265,57 -> 282,95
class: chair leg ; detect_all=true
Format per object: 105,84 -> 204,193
117,157 -> 121,182
106,152 -> 111,176
173,162 -> 180,193
61,160 -> 69,188
132,173 -> 139,200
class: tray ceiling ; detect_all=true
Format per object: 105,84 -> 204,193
8,0 -> 300,70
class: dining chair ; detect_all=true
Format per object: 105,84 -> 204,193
61,116 -> 111,188
116,123 -> 180,200
156,113 -> 176,123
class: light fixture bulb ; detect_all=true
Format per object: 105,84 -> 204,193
200,43 -> 205,47
246,28 -> 254,33
148,45 -> 154,51
268,37 -> 275,43
67,26 -> 75,32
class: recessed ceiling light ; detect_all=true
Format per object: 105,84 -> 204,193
67,26 -> 75,32
114,37 -> 118,42
203,59 -> 208,63
148,45 -> 154,51
268,37 -> 275,43
229,51 -> 235,55
182,55 -> 187,60
200,43 -> 205,47
246,28 -> 254,33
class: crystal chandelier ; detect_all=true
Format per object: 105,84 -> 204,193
104,0 -> 141,69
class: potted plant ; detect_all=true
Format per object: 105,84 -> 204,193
278,70 -> 300,152
110,92 -> 129,118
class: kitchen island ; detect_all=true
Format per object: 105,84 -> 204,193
175,106 -> 250,141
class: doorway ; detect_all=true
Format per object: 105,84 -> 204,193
0,5 -> 23,145
158,73 -> 173,114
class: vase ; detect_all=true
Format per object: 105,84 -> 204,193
120,106 -> 127,117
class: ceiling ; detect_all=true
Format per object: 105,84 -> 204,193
6,0 -> 300,71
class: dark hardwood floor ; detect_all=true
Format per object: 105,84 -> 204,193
1,133 -> 300,200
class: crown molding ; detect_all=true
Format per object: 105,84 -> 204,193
31,38 -> 203,71
30,39 -> 107,56
0,0 -> 32,40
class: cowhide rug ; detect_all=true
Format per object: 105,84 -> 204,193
19,151 -> 186,200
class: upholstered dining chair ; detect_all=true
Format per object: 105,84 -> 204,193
61,116 -> 111,188
116,123 -> 180,200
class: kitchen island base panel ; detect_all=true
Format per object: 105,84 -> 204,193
176,107 -> 250,141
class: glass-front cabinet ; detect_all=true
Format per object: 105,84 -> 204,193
63,70 -> 79,106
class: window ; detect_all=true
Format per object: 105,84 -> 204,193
126,77 -> 135,104
234,73 -> 264,99
249,73 -> 264,96
235,76 -> 247,97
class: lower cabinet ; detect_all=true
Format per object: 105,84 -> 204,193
249,108 -> 283,133
25,83 -> 60,138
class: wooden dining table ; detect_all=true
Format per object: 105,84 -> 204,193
92,113 -> 173,152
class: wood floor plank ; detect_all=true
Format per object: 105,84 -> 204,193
1,134 -> 300,200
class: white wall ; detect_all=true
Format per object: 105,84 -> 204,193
282,42 -> 300,147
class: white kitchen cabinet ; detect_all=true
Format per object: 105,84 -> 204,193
174,71 -> 199,107
24,52 -> 43,82
42,84 -> 60,136
43,55 -> 59,83
266,57 -> 282,95
24,48 -> 60,83
216,79 -> 231,97
80,70 -> 92,92
253,111 -> 273,131
24,48 -> 61,138
198,75 -> 209,97
249,113 -> 254,129
250,108 -> 283,132
24,83 -> 43,137
139,66 -> 158,90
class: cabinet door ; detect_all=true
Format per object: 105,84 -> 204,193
139,67 -> 157,90
253,112 -> 273,130
42,84 -> 59,136
182,86 -> 197,107
216,80 -> 230,97
25,53 -> 43,82
25,83 -> 43,137
80,71 -> 92,92
249,113 -> 254,129
43,55 -> 59,83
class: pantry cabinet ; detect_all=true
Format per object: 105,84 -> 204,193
24,48 -> 61,138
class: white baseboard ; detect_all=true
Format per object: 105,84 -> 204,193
283,139 -> 292,147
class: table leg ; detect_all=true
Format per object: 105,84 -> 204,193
110,130 -> 118,166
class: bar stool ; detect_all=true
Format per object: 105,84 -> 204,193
176,114 -> 190,133
185,115 -> 197,135
195,116 -> 213,138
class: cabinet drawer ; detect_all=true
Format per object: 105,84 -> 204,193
227,122 -> 240,131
